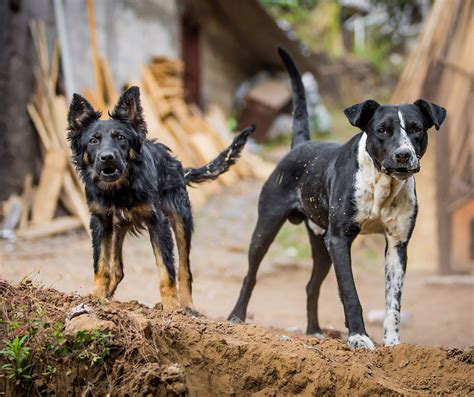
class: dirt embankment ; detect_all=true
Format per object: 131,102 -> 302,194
0,280 -> 472,396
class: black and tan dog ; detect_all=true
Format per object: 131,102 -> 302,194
229,49 -> 446,349
67,86 -> 255,310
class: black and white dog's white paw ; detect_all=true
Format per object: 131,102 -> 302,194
347,334 -> 375,350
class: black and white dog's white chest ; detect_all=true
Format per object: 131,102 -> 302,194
353,133 -> 417,240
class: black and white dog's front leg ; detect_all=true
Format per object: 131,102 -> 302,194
383,236 -> 408,346
325,226 -> 375,350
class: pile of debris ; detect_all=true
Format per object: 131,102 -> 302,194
0,18 -> 271,241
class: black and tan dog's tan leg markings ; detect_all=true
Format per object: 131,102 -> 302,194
67,86 -> 255,310
229,48 -> 446,349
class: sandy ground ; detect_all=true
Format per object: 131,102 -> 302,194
1,180 -> 473,349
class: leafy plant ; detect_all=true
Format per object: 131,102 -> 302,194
72,329 -> 113,366
0,334 -> 33,385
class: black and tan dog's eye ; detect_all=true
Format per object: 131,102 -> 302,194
89,137 -> 98,144
117,134 -> 125,141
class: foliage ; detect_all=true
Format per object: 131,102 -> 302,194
0,335 -> 33,385
0,297 -> 114,390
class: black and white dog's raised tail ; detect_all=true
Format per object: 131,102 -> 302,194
184,124 -> 255,184
229,47 -> 446,350
277,47 -> 310,149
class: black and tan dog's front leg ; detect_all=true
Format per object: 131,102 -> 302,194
91,214 -> 113,298
90,215 -> 128,299
170,213 -> 194,308
148,212 -> 180,311
383,236 -> 408,346
325,226 -> 375,350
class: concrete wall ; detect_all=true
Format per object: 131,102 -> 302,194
63,0 -> 180,94
0,0 -> 57,200
200,16 -> 251,112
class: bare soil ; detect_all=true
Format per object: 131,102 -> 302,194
1,181 -> 472,350
1,280 -> 473,396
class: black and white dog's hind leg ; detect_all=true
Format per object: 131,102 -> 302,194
305,220 -> 332,337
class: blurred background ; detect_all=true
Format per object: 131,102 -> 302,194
0,0 -> 472,348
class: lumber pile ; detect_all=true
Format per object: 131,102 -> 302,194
5,21 -> 91,241
2,14 -> 271,240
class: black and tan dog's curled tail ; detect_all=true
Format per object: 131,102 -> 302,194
183,124 -> 256,185
277,47 -> 310,149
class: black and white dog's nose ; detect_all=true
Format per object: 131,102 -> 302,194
100,152 -> 115,162
394,148 -> 411,163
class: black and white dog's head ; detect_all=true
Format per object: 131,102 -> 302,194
67,86 -> 146,188
344,99 -> 446,180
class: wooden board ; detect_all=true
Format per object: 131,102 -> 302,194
19,174 -> 33,230
141,64 -> 171,117
17,216 -> 82,240
31,149 -> 68,225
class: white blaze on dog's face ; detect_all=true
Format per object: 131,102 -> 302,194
344,99 -> 446,180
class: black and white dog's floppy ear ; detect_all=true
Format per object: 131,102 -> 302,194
414,99 -> 447,131
111,86 -> 147,135
67,94 -> 101,133
343,99 -> 380,131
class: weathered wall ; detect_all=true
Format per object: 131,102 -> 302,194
0,0 -> 56,200
200,16 -> 253,112
64,0 -> 180,94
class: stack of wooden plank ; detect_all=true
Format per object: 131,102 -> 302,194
4,15 -> 272,240
10,21 -> 91,240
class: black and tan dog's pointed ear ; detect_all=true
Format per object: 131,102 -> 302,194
414,99 -> 446,130
67,94 -> 101,133
343,99 -> 380,131
111,86 -> 147,135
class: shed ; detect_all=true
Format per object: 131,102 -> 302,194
391,0 -> 474,273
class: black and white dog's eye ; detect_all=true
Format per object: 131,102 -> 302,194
412,125 -> 422,132
117,134 -> 125,141
89,137 -> 98,144
377,127 -> 386,134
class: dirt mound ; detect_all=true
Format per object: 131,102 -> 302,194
0,280 -> 472,396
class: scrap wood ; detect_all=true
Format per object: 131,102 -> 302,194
31,149 -> 68,225
141,64 -> 171,117
86,0 -> 104,109
17,216 -> 82,240
19,174 -> 34,230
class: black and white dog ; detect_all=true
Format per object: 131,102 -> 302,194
229,48 -> 446,349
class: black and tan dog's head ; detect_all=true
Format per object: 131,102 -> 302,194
344,99 -> 446,180
67,86 -> 147,188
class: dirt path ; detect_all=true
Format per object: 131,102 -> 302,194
1,281 -> 473,396
1,181 -> 473,349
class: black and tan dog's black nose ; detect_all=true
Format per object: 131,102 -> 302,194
394,148 -> 412,163
100,152 -> 115,162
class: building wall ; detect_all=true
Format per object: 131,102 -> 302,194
64,0 -> 180,95
200,15 -> 254,113
0,0 -> 56,200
